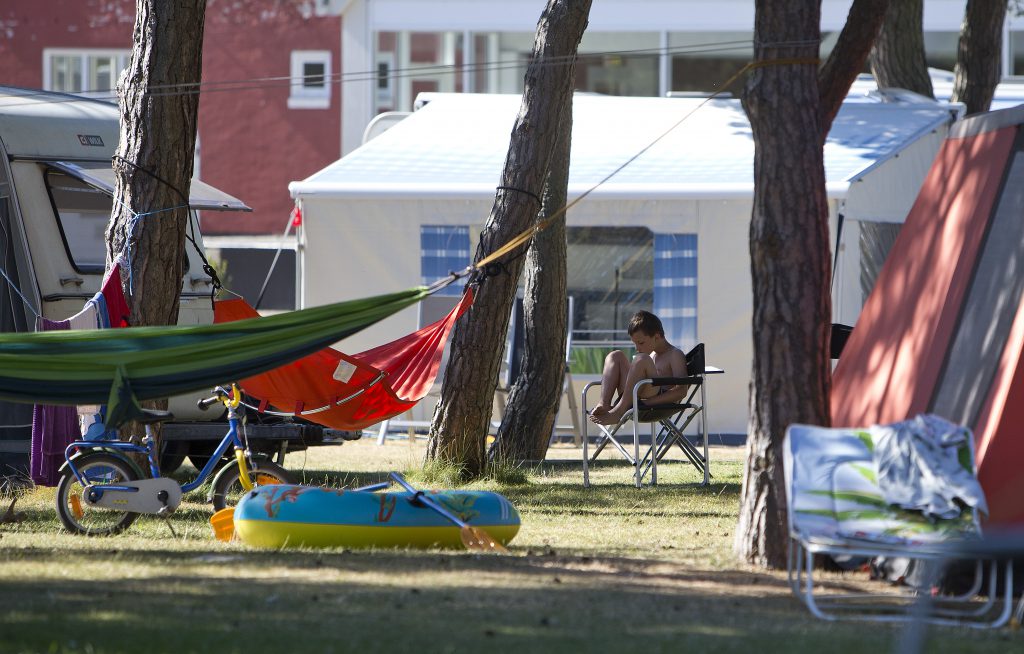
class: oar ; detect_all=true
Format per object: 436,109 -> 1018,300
389,472 -> 508,554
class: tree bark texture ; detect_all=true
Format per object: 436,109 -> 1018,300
735,1 -> 832,569
867,0 -> 934,99
426,0 -> 591,478
107,0 -> 205,328
820,0 -> 891,135
106,0 -> 205,444
952,0 -> 1007,115
491,97 -> 572,464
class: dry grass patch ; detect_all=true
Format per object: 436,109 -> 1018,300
0,438 -> 1017,653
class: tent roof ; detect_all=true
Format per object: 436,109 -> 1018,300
291,93 -> 956,201
831,103 -> 1024,527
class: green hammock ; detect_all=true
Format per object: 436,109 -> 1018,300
0,286 -> 430,427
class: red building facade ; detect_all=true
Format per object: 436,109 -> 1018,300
0,0 -> 341,237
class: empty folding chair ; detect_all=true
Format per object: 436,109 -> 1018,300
581,343 -> 711,488
784,416 -> 1015,627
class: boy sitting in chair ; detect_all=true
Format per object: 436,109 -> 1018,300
588,310 -> 689,426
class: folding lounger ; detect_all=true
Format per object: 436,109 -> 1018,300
784,417 -> 1015,627
581,343 -> 710,488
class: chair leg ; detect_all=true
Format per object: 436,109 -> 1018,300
582,397 -> 590,487
650,420 -> 657,485
633,416 -> 641,488
700,378 -> 710,485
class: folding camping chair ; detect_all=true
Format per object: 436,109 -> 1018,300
581,343 -> 710,488
784,418 -> 1016,627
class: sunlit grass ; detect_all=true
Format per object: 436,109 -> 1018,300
0,439 -> 1015,654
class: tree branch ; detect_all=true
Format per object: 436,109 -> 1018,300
818,0 -> 890,138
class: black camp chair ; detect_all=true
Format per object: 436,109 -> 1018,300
581,343 -> 711,488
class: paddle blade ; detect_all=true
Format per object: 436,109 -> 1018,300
461,526 -> 508,554
210,507 -> 235,542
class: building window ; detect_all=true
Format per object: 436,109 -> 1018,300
288,50 -> 332,109
43,49 -> 130,98
420,225 -> 469,296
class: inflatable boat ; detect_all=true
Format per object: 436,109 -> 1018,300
233,484 -> 520,549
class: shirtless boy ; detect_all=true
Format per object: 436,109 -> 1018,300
588,310 -> 688,426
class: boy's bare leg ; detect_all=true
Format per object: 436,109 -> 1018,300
590,354 -> 658,425
590,350 -> 629,419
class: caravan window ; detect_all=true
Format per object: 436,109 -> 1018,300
44,169 -> 110,273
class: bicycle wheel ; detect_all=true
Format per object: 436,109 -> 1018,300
56,453 -> 140,536
210,460 -> 293,511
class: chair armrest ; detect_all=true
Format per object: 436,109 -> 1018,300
646,376 -> 702,387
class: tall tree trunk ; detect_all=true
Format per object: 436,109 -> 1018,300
868,0 -> 934,98
426,0 -> 591,479
106,0 -> 206,441
491,96 -> 572,464
735,0 -> 889,570
734,1 -> 832,569
952,0 -> 1007,115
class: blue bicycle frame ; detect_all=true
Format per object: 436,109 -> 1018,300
63,397 -> 245,501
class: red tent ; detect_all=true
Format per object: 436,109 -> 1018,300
832,106 -> 1024,527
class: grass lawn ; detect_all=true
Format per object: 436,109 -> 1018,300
0,438 -> 1018,653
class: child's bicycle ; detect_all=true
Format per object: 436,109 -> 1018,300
55,384 -> 294,535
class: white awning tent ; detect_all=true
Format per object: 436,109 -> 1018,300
290,93 -> 957,435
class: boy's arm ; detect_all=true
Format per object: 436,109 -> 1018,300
642,349 -> 690,405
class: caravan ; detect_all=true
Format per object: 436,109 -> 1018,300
0,86 -> 326,482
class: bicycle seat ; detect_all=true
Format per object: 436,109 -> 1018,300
136,409 -> 175,424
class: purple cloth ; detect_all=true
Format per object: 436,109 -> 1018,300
29,318 -> 80,487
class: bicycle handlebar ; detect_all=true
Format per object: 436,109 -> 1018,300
197,385 -> 232,410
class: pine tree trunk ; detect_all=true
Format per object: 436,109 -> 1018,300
491,97 -> 572,464
952,0 -> 1007,115
868,0 -> 934,98
735,1 -> 832,569
426,0 -> 591,478
106,0 -> 206,442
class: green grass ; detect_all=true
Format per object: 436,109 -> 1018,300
0,440 -> 1018,654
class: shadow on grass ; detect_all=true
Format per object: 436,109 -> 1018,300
0,547 -> 1003,654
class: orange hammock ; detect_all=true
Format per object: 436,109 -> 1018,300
213,289 -> 473,431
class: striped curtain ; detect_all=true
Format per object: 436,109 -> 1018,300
421,225 -> 470,296
653,233 -> 697,350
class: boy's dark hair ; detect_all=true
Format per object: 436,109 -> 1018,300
627,311 -> 664,338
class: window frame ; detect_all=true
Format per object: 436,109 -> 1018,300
288,50 -> 332,109
42,48 -> 131,97
42,166 -> 114,275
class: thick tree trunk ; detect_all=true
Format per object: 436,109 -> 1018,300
821,0 -> 891,134
735,1 -> 832,569
491,98 -> 572,464
867,0 -> 934,98
106,0 -> 205,441
952,0 -> 1007,115
426,0 -> 591,479
107,0 -> 204,325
